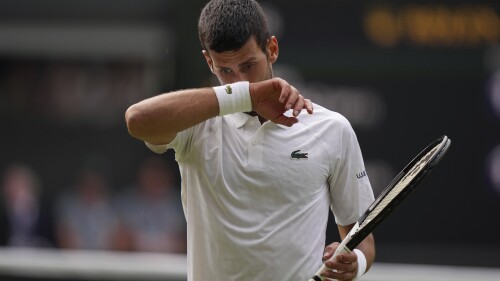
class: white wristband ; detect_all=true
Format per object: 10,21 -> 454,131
213,81 -> 252,116
353,249 -> 367,280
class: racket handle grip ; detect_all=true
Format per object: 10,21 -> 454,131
308,241 -> 351,281
308,222 -> 360,281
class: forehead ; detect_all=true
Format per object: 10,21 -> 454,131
207,37 -> 265,66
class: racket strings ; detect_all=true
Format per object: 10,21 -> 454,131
359,144 -> 440,229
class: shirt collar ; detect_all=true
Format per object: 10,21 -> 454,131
228,112 -> 253,128
227,111 -> 294,130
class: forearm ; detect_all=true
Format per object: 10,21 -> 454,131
355,233 -> 375,273
125,88 -> 219,145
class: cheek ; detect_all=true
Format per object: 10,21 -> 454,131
213,72 -> 233,84
247,64 -> 272,83
215,76 -> 228,85
260,63 -> 274,81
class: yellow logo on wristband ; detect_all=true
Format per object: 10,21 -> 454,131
225,84 -> 232,95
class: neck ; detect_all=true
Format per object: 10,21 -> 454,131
245,111 -> 267,124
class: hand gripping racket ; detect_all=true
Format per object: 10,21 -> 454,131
309,135 -> 451,281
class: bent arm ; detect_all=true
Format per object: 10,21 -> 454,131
125,78 -> 313,146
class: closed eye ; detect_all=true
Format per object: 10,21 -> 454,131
241,63 -> 255,73
220,68 -> 232,75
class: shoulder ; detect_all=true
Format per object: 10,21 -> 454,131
294,104 -> 358,156
299,103 -> 352,131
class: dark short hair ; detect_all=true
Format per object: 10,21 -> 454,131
198,0 -> 270,53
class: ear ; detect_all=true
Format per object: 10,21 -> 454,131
267,36 -> 279,64
202,50 -> 216,74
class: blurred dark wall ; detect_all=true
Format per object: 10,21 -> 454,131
0,0 -> 499,267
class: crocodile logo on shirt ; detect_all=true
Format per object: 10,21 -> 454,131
225,84 -> 232,94
291,149 -> 308,159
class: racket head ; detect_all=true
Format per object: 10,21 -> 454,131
345,135 -> 451,250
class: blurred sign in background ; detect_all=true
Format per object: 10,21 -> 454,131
0,0 -> 499,273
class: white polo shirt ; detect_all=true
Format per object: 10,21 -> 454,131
146,103 -> 374,281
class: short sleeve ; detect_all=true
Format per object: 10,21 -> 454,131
144,125 -> 196,160
145,142 -> 169,154
328,119 -> 374,226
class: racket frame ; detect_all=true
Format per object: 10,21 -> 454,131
346,135 -> 450,249
308,135 -> 451,281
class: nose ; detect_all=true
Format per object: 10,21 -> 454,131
220,71 -> 252,84
231,71 -> 245,83
235,72 -> 254,83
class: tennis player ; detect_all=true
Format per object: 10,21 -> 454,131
125,0 -> 375,280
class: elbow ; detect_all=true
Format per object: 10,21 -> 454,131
125,104 -> 146,139
125,102 -> 176,145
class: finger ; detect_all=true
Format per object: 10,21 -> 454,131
292,95 -> 305,117
323,242 -> 339,261
284,87 -> 300,110
337,252 -> 358,263
272,115 -> 298,127
320,268 -> 337,280
278,81 -> 292,104
320,269 -> 356,281
325,258 -> 357,273
304,99 -> 314,114
323,252 -> 333,261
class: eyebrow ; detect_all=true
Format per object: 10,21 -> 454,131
238,57 -> 258,68
214,56 -> 258,70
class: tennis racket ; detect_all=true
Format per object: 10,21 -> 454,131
309,135 -> 451,281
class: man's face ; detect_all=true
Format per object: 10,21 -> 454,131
203,36 -> 279,85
